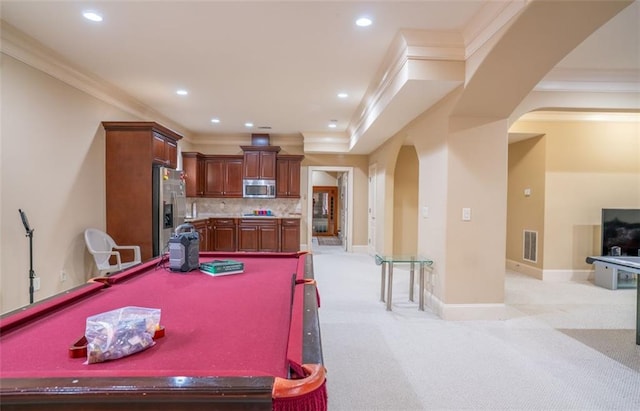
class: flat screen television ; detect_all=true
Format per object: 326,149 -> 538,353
601,208 -> 640,256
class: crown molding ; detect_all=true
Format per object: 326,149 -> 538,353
535,67 -> 640,93
302,132 -> 350,153
346,2 -> 524,152
519,109 -> 640,122
348,29 -> 466,150
462,0 -> 526,59
0,21 -> 190,137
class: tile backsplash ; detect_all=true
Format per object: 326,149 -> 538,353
187,198 -> 302,218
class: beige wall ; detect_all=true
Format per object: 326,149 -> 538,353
444,118 -> 509,304
1,1 -> 633,317
509,119 -> 640,277
0,54 -> 371,314
0,54 -> 140,312
373,88 -> 509,310
393,146 -> 418,255
312,171 -> 338,187
506,136 -> 546,275
369,133 -> 405,255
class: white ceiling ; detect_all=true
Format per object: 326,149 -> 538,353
1,1 -> 638,153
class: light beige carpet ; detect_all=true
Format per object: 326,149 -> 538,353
559,329 -> 640,372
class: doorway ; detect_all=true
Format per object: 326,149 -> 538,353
307,167 -> 354,252
312,186 -> 338,236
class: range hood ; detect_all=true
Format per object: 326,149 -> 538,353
250,133 -> 270,146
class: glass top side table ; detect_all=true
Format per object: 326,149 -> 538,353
375,255 -> 433,311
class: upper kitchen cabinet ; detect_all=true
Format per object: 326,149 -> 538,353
103,122 -> 182,169
152,131 -> 178,168
241,146 -> 280,180
182,152 -> 204,197
203,156 -> 243,198
276,155 -> 304,198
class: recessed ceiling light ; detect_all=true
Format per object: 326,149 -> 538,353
328,123 -> 337,129
337,92 -> 348,99
176,89 -> 188,96
82,11 -> 103,22
244,122 -> 254,128
210,118 -> 220,123
356,17 -> 372,27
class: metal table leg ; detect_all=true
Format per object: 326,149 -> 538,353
419,262 -> 425,311
386,263 -> 394,311
380,262 -> 386,302
409,261 -> 415,302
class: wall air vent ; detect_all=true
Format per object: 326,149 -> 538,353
523,230 -> 538,263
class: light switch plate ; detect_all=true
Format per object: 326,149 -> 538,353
462,208 -> 471,221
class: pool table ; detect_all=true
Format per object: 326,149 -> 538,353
0,252 -> 326,411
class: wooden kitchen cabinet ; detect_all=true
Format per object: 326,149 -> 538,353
211,218 -> 237,251
192,219 -> 211,251
276,155 -> 303,198
280,218 -> 301,252
182,152 -> 204,197
203,156 -> 243,198
153,131 -> 179,168
103,121 -> 183,261
237,219 -> 279,252
241,146 -> 280,180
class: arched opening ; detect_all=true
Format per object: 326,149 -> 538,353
507,110 -> 640,282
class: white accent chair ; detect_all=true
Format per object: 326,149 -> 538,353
84,228 -> 142,276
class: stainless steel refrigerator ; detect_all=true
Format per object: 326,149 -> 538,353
152,166 -> 186,256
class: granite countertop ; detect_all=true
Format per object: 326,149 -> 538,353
185,214 -> 301,222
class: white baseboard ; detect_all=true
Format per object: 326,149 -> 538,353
506,259 -> 542,279
505,259 -> 594,281
442,304 -> 513,321
418,261 -> 597,321
426,293 -> 513,321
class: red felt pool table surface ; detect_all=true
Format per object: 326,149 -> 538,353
0,252 -> 326,411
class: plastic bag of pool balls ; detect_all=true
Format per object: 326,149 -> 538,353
85,306 -> 161,364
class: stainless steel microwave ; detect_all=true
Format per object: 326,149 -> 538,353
243,179 -> 276,198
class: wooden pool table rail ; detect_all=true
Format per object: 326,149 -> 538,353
0,252 -> 325,411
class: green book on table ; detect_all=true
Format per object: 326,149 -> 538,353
200,260 -> 245,276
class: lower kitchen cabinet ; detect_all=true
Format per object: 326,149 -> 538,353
280,218 -> 300,252
191,219 -> 210,251
211,218 -> 237,251
238,219 -> 279,252
191,218 -> 300,252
